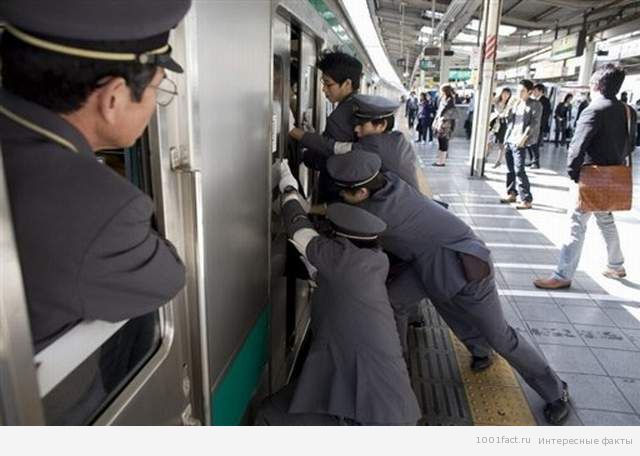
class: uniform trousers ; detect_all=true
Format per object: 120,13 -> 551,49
254,382 -> 416,425
254,383 -> 356,425
389,258 -> 564,403
435,273 -> 564,403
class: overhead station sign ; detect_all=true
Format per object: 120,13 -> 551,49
551,31 -> 586,61
420,59 -> 436,71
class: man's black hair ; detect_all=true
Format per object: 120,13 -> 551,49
519,79 -> 534,91
1,32 -> 157,114
371,115 -> 395,132
318,51 -> 363,92
533,83 -> 546,94
590,64 -> 625,98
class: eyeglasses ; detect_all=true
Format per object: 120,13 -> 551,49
149,76 -> 178,107
94,75 -> 178,107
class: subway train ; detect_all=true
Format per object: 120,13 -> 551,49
0,1 -> 403,425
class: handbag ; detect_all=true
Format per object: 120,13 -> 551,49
578,104 -> 633,212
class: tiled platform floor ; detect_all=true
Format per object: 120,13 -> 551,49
408,130 -> 640,426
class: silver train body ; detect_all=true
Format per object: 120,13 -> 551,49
0,0 -> 402,425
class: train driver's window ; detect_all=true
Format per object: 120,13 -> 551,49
36,134 -> 162,425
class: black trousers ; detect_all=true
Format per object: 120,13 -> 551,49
505,144 -> 532,202
528,143 -> 540,165
408,111 -> 417,128
554,119 -> 568,146
438,136 -> 449,151
417,119 -> 433,142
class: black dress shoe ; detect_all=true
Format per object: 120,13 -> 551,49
544,381 -> 570,425
530,163 -> 540,169
470,355 -> 492,372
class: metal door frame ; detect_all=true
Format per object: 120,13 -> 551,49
0,146 -> 45,425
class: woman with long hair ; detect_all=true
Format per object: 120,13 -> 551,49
487,87 -> 512,168
432,84 -> 457,166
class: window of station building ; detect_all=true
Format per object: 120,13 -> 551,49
38,130 -> 163,424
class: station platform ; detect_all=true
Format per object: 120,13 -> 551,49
405,130 -> 640,426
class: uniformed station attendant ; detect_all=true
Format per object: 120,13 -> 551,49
0,0 -> 190,351
254,160 -> 420,426
289,51 -> 362,202
326,151 -> 571,425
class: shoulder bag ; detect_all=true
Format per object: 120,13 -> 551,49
578,104 -> 633,212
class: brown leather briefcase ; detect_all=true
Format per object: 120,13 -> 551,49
578,104 -> 633,212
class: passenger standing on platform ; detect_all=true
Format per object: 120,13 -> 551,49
575,93 -> 590,125
554,93 -> 573,147
620,91 -> 628,104
500,79 -> 541,210
326,151 -> 571,425
254,161 -> 421,426
289,51 -> 362,202
432,84 -> 457,167
534,64 -> 635,290
527,83 -> 552,169
0,0 -> 189,352
416,93 -> 435,144
487,88 -> 512,168
405,91 -> 419,130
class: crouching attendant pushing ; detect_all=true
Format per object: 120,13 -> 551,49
326,151 -> 571,425
255,161 -> 420,426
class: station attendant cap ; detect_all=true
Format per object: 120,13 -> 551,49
327,203 -> 387,241
326,150 -> 382,188
353,94 -> 400,124
0,0 -> 191,73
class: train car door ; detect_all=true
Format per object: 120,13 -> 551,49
270,15 -> 293,393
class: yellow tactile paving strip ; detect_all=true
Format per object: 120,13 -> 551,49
450,334 -> 537,425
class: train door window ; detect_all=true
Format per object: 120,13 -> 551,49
36,132 -> 162,424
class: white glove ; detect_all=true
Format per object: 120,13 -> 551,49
278,159 -> 299,193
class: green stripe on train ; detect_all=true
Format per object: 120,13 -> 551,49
211,306 -> 269,425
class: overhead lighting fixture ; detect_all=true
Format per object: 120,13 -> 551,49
420,25 -> 434,34
456,32 -> 477,42
421,10 -> 443,20
526,30 -> 544,38
341,0 -> 403,88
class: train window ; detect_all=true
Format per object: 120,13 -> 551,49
36,132 -> 162,424
38,313 -> 160,425
272,54 -> 285,164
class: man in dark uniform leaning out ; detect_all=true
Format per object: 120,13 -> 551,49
326,151 -> 572,425
255,160 -> 420,425
0,0 -> 190,351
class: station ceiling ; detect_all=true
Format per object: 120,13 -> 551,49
369,0 -> 640,83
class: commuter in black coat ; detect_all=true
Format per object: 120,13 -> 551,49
289,52 -> 363,202
554,94 -> 573,147
0,1 -> 189,352
535,64 -> 635,290
528,83 -> 552,168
